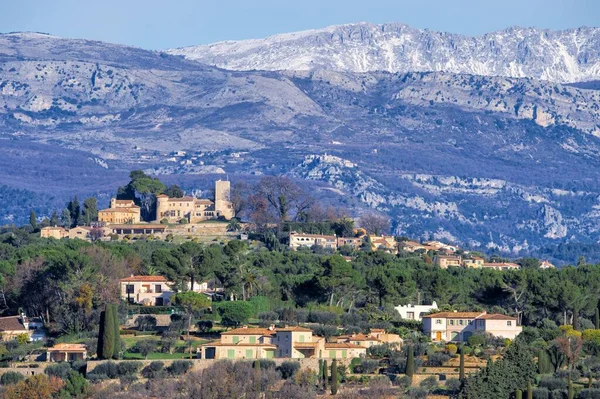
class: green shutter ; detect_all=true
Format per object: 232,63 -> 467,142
249,336 -> 256,344
227,349 -> 235,359
342,350 -> 347,358
299,335 -> 305,343
330,350 -> 336,359
232,336 -> 239,344
246,349 -> 253,358
266,350 -> 274,359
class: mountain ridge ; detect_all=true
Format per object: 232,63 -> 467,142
168,22 -> 600,83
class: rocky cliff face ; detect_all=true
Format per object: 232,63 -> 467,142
168,23 -> 600,83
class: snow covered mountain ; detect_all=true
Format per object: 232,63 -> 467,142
168,22 -> 600,83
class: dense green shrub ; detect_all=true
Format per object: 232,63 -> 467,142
356,359 -> 379,374
257,359 -> 276,370
168,360 -> 193,376
117,361 -> 142,376
419,375 -> 438,391
427,351 -> 451,366
577,389 -> 600,399
0,371 -> 25,385
88,361 -> 119,380
532,387 -> 550,399
407,386 -> 428,398
278,361 -> 301,379
394,375 -> 412,388
45,362 -> 72,380
141,361 -> 165,379
445,377 -> 461,392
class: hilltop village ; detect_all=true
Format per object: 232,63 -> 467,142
0,171 -> 597,399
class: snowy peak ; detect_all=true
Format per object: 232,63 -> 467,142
167,22 -> 600,83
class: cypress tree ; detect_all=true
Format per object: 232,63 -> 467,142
97,310 -> 106,359
323,359 -> 328,390
331,359 -> 338,395
253,360 -> 260,370
527,381 -> 533,399
111,304 -> 120,359
101,305 -> 115,359
318,359 -> 324,384
29,210 -> 37,229
406,345 -> 414,378
459,346 -> 465,381
516,389 -> 522,399
538,349 -> 552,374
595,307 -> 599,330
573,307 -> 579,331
589,375 -> 593,389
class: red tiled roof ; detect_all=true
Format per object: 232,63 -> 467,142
168,196 -> 195,202
0,316 -> 26,332
221,327 -> 276,336
48,343 -> 87,352
203,342 -> 277,348
119,275 -> 168,283
325,343 -> 365,349
99,208 -> 138,213
276,326 -> 313,332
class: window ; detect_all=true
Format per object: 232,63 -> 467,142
232,336 -> 239,344
459,320 -> 464,326
478,320 -> 484,327
155,284 -> 162,293
249,336 -> 256,344
407,312 -> 415,320
507,321 -> 512,326
468,320 -> 473,325
449,320 -> 455,326
435,319 -> 442,325
125,284 -> 134,294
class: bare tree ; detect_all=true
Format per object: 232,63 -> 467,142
359,213 -> 391,235
256,176 -> 313,223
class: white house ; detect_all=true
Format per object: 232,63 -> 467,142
422,311 -> 522,342
395,301 -> 438,321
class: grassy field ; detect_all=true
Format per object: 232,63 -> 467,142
121,334 -> 208,360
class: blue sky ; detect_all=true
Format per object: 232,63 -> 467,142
1,0 -> 598,49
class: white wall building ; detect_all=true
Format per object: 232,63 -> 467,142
395,301 -> 438,321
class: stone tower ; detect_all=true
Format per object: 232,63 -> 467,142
214,180 -> 234,219
155,194 -> 169,222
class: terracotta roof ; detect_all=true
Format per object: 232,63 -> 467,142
0,316 -> 27,332
109,224 -> 167,230
48,343 -> 86,352
290,233 -> 337,239
345,334 -> 381,342
422,312 -> 483,319
294,342 -> 319,348
202,342 -> 277,348
221,327 -> 276,336
325,343 -> 365,349
370,329 -> 385,332
276,326 -> 313,332
99,208 -> 138,214
119,275 -> 168,283
168,196 -> 195,202
482,262 -> 520,268
42,226 -> 67,231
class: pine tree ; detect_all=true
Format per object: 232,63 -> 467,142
82,197 -> 98,225
331,359 -> 338,395
527,381 -> 533,399
459,346 -> 465,381
29,210 -> 37,229
111,304 -> 120,359
68,197 -> 81,227
101,305 -> 115,359
61,209 -> 72,228
406,345 -> 414,378
323,359 -> 328,390
49,211 -> 60,226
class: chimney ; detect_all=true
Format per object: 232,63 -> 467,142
268,324 -> 275,331
242,325 -> 248,329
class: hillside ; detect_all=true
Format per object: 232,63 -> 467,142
168,22 -> 600,83
2,31 -> 600,261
